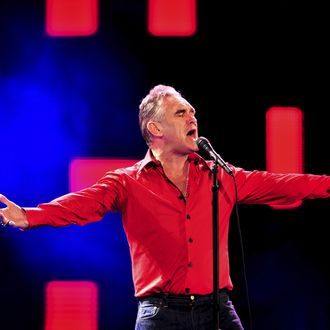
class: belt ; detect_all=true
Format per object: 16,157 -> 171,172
137,289 -> 228,308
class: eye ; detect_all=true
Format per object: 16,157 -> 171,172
176,110 -> 185,117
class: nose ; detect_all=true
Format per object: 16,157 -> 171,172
189,114 -> 197,125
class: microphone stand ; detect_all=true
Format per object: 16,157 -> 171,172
211,161 -> 220,330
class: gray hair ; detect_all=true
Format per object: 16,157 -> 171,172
139,84 -> 182,146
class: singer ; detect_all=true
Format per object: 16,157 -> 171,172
1,84 -> 330,330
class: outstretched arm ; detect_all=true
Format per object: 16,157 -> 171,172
0,194 -> 29,230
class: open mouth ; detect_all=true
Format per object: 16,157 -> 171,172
186,128 -> 197,140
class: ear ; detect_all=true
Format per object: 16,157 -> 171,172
147,121 -> 163,138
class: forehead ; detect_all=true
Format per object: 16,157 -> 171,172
163,95 -> 192,111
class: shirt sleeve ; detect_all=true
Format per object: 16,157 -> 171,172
24,171 -> 125,229
232,167 -> 330,206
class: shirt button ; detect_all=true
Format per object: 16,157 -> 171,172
188,262 -> 193,267
179,195 -> 184,200
185,288 -> 190,293
188,237 -> 193,243
186,214 -> 191,220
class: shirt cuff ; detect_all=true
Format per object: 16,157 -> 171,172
23,207 -> 47,228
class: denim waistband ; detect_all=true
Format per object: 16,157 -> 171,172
137,289 -> 228,308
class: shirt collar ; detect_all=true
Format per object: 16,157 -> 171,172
137,149 -> 211,173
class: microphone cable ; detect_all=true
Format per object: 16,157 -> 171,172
231,174 -> 253,330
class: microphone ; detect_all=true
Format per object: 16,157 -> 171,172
196,136 -> 233,176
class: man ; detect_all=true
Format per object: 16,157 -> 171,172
1,84 -> 330,330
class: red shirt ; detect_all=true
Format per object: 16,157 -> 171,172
25,150 -> 330,297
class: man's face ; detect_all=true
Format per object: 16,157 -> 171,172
159,96 -> 199,154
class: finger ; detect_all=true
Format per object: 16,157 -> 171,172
0,215 -> 9,227
0,194 -> 13,207
8,220 -> 16,227
0,211 -> 6,222
1,220 -> 10,227
0,208 -> 10,227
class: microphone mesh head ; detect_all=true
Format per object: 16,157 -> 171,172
196,136 -> 209,148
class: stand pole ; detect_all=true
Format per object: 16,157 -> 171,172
212,161 -> 220,330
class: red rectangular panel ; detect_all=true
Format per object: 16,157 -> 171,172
69,158 -> 138,191
46,0 -> 98,36
45,281 -> 98,330
266,107 -> 303,209
148,0 -> 196,36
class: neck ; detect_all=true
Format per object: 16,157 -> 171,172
151,148 -> 190,198
151,148 -> 189,175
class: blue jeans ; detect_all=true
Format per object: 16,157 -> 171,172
135,290 -> 244,330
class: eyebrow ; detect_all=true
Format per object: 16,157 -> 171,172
174,108 -> 196,115
175,109 -> 186,115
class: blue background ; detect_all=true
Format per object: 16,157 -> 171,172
0,1 -> 329,329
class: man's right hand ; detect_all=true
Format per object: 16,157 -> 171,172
0,194 -> 29,230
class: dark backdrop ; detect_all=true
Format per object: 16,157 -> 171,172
0,1 -> 329,329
